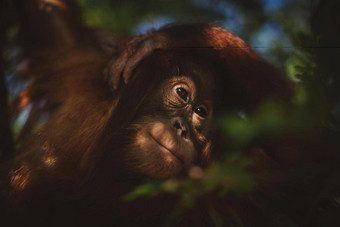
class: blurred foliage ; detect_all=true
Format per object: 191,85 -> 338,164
124,153 -> 253,206
76,0 -> 314,70
76,0 -> 223,35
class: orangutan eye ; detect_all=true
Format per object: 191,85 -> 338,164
176,87 -> 188,101
194,106 -> 208,118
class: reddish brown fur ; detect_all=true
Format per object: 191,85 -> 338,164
1,24 -> 296,226
1,2 -> 299,226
